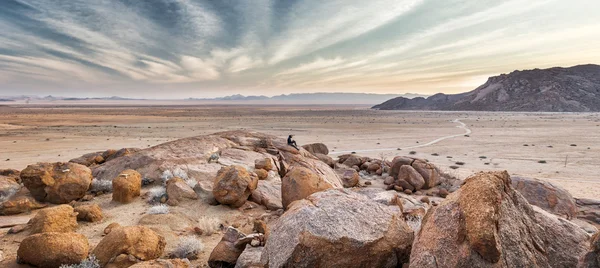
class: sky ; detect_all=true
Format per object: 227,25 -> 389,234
1,0 -> 600,99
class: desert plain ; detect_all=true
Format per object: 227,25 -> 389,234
0,102 -> 599,267
1,103 -> 599,199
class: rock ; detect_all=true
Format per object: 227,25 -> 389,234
403,189 -> 412,195
104,148 -> 140,162
367,163 -> 381,173
578,232 -> 600,268
342,155 -> 362,168
438,188 -> 449,198
410,171 -> 589,267
0,168 -> 20,178
314,153 -> 335,167
213,165 -> 259,208
394,185 -> 403,192
281,167 -> 335,209
571,219 -> 598,234
250,180 -> 283,210
130,259 -> 191,268
383,176 -> 394,185
0,193 -> 47,215
411,159 -> 440,189
253,220 -> 269,239
112,169 -> 142,203
69,151 -> 105,167
208,227 -> 247,268
365,181 -> 372,185
335,166 -> 359,188
29,204 -> 78,234
8,224 -> 27,234
301,143 -> 329,155
0,176 -> 21,202
235,245 -> 264,268
512,176 -> 578,219
17,232 -> 89,268
92,225 -> 166,267
104,222 -> 121,234
263,189 -> 414,267
166,177 -> 198,203
397,165 -> 425,190
420,196 -> 430,204
255,158 -> 274,171
395,179 -> 414,191
20,162 -> 92,204
254,169 -> 269,180
74,204 -> 103,222
389,156 -> 414,178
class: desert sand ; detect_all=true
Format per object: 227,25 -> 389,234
1,104 -> 599,199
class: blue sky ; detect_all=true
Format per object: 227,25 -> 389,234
1,0 -> 599,98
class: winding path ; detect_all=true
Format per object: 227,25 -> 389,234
331,119 -> 471,155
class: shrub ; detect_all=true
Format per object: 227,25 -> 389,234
409,151 -> 417,155
455,162 -> 465,165
146,186 -> 167,203
479,156 -> 487,159
431,153 -> 439,156
172,167 -> 189,180
161,170 -> 173,184
91,179 -> 112,193
170,236 -> 204,259
198,216 -> 221,236
570,144 -> 577,147
59,255 -> 100,268
538,160 -> 547,164
185,179 -> 197,189
449,165 -> 459,170
147,204 -> 169,215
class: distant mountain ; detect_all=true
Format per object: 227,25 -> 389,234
191,92 -> 428,105
373,64 -> 600,112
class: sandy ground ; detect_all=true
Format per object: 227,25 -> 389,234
1,104 -> 599,199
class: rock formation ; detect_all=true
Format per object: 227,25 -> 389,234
20,162 -> 92,204
17,232 -> 89,268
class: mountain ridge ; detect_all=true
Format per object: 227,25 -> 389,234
373,64 -> 600,112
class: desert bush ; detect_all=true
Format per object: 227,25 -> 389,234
538,160 -> 547,164
570,144 -> 577,147
455,162 -> 465,166
172,167 -> 189,180
431,153 -> 439,156
185,179 -> 197,188
170,236 -> 204,259
198,216 -> 221,236
91,178 -> 112,193
409,151 -> 417,155
146,186 -> 167,203
405,214 -> 423,232
161,170 -> 173,184
479,156 -> 487,159
147,204 -> 169,215
59,255 -> 100,268
449,165 -> 459,170
0,187 -> 18,203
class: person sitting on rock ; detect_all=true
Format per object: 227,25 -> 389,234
287,135 -> 299,150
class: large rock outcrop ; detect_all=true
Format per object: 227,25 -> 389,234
0,192 -> 46,215
262,189 -> 414,267
579,232 -> 600,268
301,143 -> 329,155
512,176 -> 578,219
250,180 -> 283,210
20,162 -> 92,204
208,227 -> 247,268
213,165 -> 258,208
92,225 -> 166,267
389,157 -> 440,189
281,167 -> 335,209
17,232 -> 89,268
410,171 -> 589,267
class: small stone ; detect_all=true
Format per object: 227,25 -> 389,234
8,224 -> 27,234
415,191 -> 423,195
438,189 -> 449,198
420,197 -> 430,204
104,222 -> 121,235
364,181 -> 372,185
404,189 -> 412,195
393,185 -> 403,192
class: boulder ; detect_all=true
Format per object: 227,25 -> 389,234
262,189 -> 414,267
29,204 -> 78,234
208,227 -> 247,268
314,153 -> 335,167
410,159 -> 440,189
579,232 -> 600,268
0,176 -> 21,202
342,155 -> 362,168
254,169 -> 269,180
129,259 -> 191,268
281,167 -> 334,209
512,176 -> 578,219
74,204 -> 103,222
92,225 -> 166,267
20,162 -> 92,204
383,176 -> 394,185
213,165 -> 258,208
397,165 -> 425,190
367,163 -> 381,173
112,169 -> 142,203
389,156 -> 414,178
0,168 -> 20,178
395,179 -> 415,192
69,151 -> 105,167
166,177 -> 198,202
250,180 -> 283,210
0,192 -> 46,215
235,245 -> 264,268
335,166 -> 360,188
302,143 -> 329,155
255,158 -> 274,171
410,171 -> 589,267
17,232 -> 89,268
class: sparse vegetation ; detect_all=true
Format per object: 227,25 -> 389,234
455,162 -> 465,166
446,156 -> 453,158
170,236 -> 204,259
198,216 -> 221,236
147,186 -> 167,203
431,153 -> 439,156
90,178 -> 112,193
538,160 -> 547,164
409,151 -> 417,155
570,144 -> 577,147
449,165 -> 459,169
479,156 -> 487,159
147,204 -> 169,214
523,144 -> 529,146
59,255 -> 100,268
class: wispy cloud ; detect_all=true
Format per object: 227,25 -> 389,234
0,0 -> 599,98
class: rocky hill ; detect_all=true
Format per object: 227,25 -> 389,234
373,64 -> 600,112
